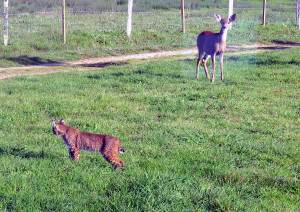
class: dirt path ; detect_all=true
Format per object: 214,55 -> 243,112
0,43 -> 298,80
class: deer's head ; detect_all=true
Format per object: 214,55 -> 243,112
214,14 -> 236,30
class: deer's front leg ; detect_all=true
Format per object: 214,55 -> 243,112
196,57 -> 201,80
211,54 -> 216,83
219,54 -> 224,81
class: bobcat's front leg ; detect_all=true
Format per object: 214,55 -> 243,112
69,148 -> 80,161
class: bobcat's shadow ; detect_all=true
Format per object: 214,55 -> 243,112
0,146 -> 50,159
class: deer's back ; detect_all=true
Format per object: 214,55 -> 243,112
197,31 -> 226,55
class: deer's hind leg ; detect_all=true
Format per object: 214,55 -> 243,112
196,52 -> 203,80
202,54 -> 211,79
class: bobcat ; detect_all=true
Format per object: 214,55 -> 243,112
52,119 -> 125,167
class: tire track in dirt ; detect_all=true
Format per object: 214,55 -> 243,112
0,44 -> 298,80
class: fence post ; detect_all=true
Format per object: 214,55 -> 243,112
297,0 -> 300,29
4,0 -> 9,46
181,0 -> 185,33
62,0 -> 66,43
262,0 -> 266,26
228,0 -> 234,30
127,0 -> 133,37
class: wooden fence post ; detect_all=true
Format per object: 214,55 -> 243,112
228,0 -> 234,30
62,0 -> 66,43
297,0 -> 300,29
181,0 -> 185,33
4,0 -> 9,46
127,0 -> 133,37
262,0 -> 266,26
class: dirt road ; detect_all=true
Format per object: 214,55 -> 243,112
0,43 -> 298,80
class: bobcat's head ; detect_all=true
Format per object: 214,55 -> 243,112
52,119 -> 66,136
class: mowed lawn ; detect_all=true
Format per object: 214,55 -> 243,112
0,48 -> 299,211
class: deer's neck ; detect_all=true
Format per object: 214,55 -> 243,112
219,27 -> 228,42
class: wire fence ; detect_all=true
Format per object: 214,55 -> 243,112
4,0 -> 297,14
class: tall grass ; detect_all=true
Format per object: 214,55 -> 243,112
0,48 -> 299,211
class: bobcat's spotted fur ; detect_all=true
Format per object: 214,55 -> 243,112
52,119 -> 125,167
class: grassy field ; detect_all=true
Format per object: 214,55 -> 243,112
1,6 -> 300,68
0,47 -> 299,211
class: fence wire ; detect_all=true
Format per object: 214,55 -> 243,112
2,0 -> 297,14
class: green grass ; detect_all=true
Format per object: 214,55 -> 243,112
0,48 -> 299,211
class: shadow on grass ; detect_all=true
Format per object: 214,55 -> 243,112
133,69 -> 186,79
81,61 -> 128,68
257,46 -> 290,50
0,146 -> 50,159
4,55 -> 58,66
227,45 -> 299,66
3,56 -> 129,68
227,55 -> 300,66
256,58 -> 300,66
272,40 -> 300,46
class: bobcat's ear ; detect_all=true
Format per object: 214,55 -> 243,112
52,120 -> 56,127
60,119 -> 65,124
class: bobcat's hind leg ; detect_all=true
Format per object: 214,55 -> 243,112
110,155 -> 124,168
101,152 -> 124,168
69,148 -> 80,161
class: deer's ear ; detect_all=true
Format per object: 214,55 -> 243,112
60,119 -> 65,124
229,14 -> 236,23
214,14 -> 222,22
52,120 -> 56,127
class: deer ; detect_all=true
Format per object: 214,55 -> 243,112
196,14 -> 236,82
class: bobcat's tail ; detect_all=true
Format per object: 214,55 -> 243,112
118,146 -> 125,154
